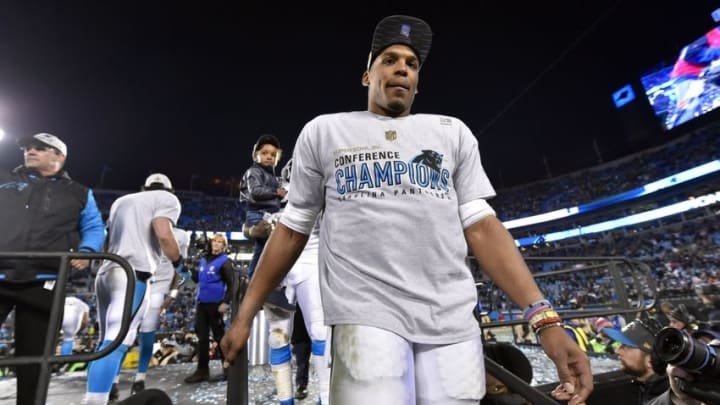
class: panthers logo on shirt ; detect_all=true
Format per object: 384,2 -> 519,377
411,150 -> 443,173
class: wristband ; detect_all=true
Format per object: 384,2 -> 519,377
529,309 -> 560,327
172,256 -> 184,268
529,309 -> 562,334
524,304 -> 552,321
523,299 -> 552,320
169,289 -> 178,299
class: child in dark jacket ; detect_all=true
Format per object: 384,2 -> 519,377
241,134 -> 287,277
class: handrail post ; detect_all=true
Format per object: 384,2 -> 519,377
226,272 -> 249,405
34,255 -> 72,405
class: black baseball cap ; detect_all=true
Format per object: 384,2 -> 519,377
604,319 -> 659,353
367,15 -> 433,70
251,134 -> 282,164
253,134 -> 281,154
667,304 -> 691,324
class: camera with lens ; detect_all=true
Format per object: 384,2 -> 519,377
653,326 -> 720,403
654,326 -> 720,378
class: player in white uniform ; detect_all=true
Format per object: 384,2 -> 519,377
61,296 -> 90,355
223,15 -> 592,405
263,159 -> 330,405
128,227 -> 189,395
84,173 -> 183,405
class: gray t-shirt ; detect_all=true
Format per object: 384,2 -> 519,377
100,190 -> 181,275
281,111 -> 495,344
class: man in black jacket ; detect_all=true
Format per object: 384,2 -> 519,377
0,133 -> 105,404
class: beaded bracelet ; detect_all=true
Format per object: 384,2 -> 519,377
535,322 -> 563,336
532,316 -> 563,331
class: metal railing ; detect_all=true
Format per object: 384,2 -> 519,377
474,255 -> 657,404
475,256 -> 657,329
0,251 -> 136,405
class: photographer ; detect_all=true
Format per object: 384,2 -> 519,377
694,283 -> 720,322
648,326 -> 720,405
666,304 -> 696,333
602,319 -> 669,404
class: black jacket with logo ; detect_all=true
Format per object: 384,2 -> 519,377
0,166 -> 105,281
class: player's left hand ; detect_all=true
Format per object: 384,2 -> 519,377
174,262 -> 191,285
221,320 -> 251,368
540,326 -> 593,405
178,270 -> 191,285
218,303 -> 229,314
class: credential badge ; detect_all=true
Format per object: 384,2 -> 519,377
385,130 -> 397,141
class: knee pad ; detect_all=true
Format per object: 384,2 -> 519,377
268,328 -> 289,349
311,340 -> 326,357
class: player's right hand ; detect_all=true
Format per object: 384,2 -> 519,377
542,326 -> 593,405
70,259 -> 90,270
220,322 -> 251,368
179,270 -> 192,285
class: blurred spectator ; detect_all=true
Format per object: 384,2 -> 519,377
657,301 -> 675,327
562,318 -> 590,353
151,339 -> 180,367
694,283 -> 720,321
590,317 -> 620,354
667,304 -> 696,332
